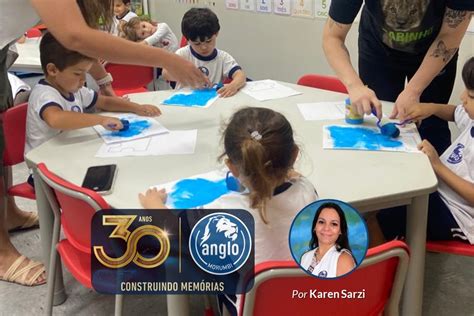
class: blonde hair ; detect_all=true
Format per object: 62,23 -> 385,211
121,16 -> 156,41
221,107 -> 297,224
77,0 -> 114,31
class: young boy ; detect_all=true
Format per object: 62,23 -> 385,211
26,32 -> 161,160
121,17 -> 179,53
163,8 -> 246,98
377,57 -> 474,244
111,0 -> 138,36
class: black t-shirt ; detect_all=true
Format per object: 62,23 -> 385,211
329,0 -> 473,63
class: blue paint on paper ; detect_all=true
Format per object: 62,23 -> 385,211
168,178 -> 230,208
107,120 -> 151,138
162,89 -> 218,107
328,126 -> 402,150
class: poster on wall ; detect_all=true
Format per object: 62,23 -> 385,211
274,0 -> 291,15
131,0 -> 148,15
291,0 -> 314,18
225,0 -> 239,9
256,0 -> 272,13
315,0 -> 331,19
240,0 -> 256,11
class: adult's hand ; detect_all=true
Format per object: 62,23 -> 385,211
347,84 -> 382,118
166,55 -> 210,89
391,87 -> 421,121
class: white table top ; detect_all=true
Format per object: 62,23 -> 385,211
10,37 -> 42,73
25,82 -> 437,210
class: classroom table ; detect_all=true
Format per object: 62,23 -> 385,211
26,82 -> 436,316
10,37 -> 42,73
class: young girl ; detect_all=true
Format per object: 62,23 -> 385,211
122,16 -> 179,53
111,0 -> 137,36
376,57 -> 474,245
140,107 -> 318,315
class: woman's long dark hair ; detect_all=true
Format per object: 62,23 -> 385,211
77,0 -> 114,31
309,202 -> 351,252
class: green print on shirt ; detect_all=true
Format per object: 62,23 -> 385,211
384,26 -> 434,45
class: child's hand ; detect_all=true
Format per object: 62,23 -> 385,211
139,188 -> 168,209
135,104 -> 162,117
101,117 -> 123,131
405,103 -> 435,122
418,140 -> 441,169
217,84 -> 240,98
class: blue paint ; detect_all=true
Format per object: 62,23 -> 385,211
380,123 -> 400,138
168,178 -> 230,208
162,89 -> 218,107
328,126 -> 403,150
107,119 -> 151,138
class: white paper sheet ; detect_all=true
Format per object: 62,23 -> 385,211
93,114 -> 169,144
241,80 -> 302,101
323,123 -> 421,153
297,101 -> 345,120
95,130 -> 197,157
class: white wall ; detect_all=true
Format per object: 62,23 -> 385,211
151,1 -> 473,105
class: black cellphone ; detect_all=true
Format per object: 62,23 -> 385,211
81,164 -> 117,195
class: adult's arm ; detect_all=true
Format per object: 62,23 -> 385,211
392,8 -> 472,120
30,0 -> 210,88
322,18 -> 382,118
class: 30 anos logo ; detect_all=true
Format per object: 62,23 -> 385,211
189,212 -> 252,275
93,215 -> 170,269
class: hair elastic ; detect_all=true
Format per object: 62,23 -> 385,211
250,130 -> 262,141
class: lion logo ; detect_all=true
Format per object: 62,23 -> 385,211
200,215 -> 238,246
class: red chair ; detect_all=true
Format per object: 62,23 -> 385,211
26,28 -> 42,38
297,74 -> 348,94
426,240 -> 474,257
240,240 -> 409,316
2,103 -> 35,200
36,163 -> 123,315
104,63 -> 154,97
180,36 -> 188,48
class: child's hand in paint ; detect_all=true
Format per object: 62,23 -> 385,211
418,140 -> 441,170
134,104 -> 162,117
101,116 -> 123,131
139,188 -> 168,209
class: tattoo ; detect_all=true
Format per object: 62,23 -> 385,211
430,40 -> 458,63
444,8 -> 467,28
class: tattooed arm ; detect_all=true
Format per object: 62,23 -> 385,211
322,17 -> 382,118
391,9 -> 472,120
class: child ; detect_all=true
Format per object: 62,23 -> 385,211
121,16 -> 179,53
26,32 -> 161,166
139,107 -> 318,315
376,57 -> 474,244
162,8 -> 246,97
111,0 -> 138,36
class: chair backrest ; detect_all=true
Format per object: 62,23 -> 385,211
180,36 -> 188,48
26,28 -> 42,38
241,240 -> 409,316
104,63 -> 154,91
297,74 -> 348,94
3,103 -> 28,166
426,240 -> 474,257
36,163 -> 110,254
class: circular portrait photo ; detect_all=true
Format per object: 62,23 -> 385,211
289,199 -> 368,279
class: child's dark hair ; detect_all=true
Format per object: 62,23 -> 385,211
309,202 -> 352,253
221,107 -> 296,223
181,8 -> 220,42
40,32 -> 95,73
462,57 -> 474,91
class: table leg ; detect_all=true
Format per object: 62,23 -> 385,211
167,295 -> 189,316
403,194 -> 428,316
33,168 -> 67,306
